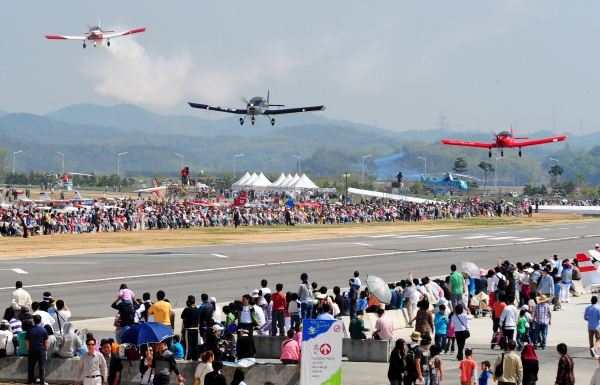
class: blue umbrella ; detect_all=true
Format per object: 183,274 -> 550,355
120,322 -> 174,345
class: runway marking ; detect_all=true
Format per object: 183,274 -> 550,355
517,238 -> 544,241
5,233 -> 599,292
461,235 -> 491,239
495,232 -> 508,234
418,235 -> 452,238
12,268 -> 28,274
517,230 -> 530,232
486,236 -> 519,240
368,235 -> 397,238
355,243 -> 373,246
576,226 -> 587,229
211,254 -> 228,258
391,235 -> 428,238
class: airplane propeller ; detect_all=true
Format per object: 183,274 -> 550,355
240,96 -> 251,106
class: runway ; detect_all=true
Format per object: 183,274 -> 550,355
1,221 -> 598,319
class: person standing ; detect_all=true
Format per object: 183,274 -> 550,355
554,343 -> 574,385
499,295 -> 518,344
100,339 -> 123,385
198,294 -> 214,351
532,295 -> 552,349
492,340 -> 523,385
537,268 -> 554,298
521,344 -> 539,385
236,295 -> 258,338
414,333 -> 432,385
74,338 -> 107,385
585,295 -> 600,358
26,314 -> 48,385
349,279 -> 359,320
412,300 -> 434,337
147,290 -> 175,351
434,304 -> 449,352
451,304 -> 473,361
449,264 -> 464,310
387,339 -> 406,385
270,284 -> 286,336
180,295 -> 200,361
151,339 -> 186,385
12,281 -> 32,318
203,360 -> 227,385
298,273 -> 313,320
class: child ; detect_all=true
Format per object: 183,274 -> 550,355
459,348 -> 478,385
516,309 -> 528,350
444,311 -> 456,354
172,335 -> 184,359
358,291 -> 368,312
478,361 -> 491,385
434,304 -> 449,353
117,283 -> 135,305
553,276 -> 562,311
430,344 -> 443,384
289,293 -> 300,329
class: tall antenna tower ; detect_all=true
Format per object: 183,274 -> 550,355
438,114 -> 449,131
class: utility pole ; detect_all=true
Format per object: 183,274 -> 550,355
57,152 -> 64,173
234,154 -> 244,179
292,154 -> 301,174
362,154 -> 371,184
13,150 -> 22,174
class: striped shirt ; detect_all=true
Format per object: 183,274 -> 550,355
9,318 -> 22,333
534,302 -> 551,324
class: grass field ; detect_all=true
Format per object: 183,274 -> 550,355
1,213 -> 597,260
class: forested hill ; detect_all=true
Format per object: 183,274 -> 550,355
0,112 -> 402,175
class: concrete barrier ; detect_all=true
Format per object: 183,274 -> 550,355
342,338 -> 390,362
0,356 -> 299,385
254,335 -> 286,359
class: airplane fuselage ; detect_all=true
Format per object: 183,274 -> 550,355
246,97 -> 267,116
420,175 -> 468,191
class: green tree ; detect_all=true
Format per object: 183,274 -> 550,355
548,164 -> 564,193
575,172 -> 585,186
478,161 -> 495,193
453,157 -> 468,173
0,149 -> 9,181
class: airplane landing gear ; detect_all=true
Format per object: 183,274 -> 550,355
93,41 -> 97,47
270,118 -> 275,126
501,150 -> 504,157
488,150 -> 492,158
83,43 -> 86,49
239,117 -> 244,125
251,117 -> 256,125
519,148 -> 522,157
107,40 -> 110,47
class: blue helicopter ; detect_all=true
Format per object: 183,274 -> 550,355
420,173 -> 481,194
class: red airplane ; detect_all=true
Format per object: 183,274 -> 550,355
441,125 -> 567,158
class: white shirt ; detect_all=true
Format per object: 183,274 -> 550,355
240,306 -> 252,324
254,305 -> 266,326
499,305 -> 519,329
491,273 -> 506,291
212,305 -> 222,323
451,313 -> 473,332
259,287 -> 271,306
11,288 -> 32,310
33,310 -> 55,327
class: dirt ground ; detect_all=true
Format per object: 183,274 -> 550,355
1,213 -> 597,260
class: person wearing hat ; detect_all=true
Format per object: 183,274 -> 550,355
11,281 -> 32,318
205,324 -> 227,362
235,328 -> 256,361
414,333 -> 433,385
532,294 -> 552,349
537,267 -> 554,299
210,297 -> 222,324
180,295 -> 199,361
404,331 -> 421,384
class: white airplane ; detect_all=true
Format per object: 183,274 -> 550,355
45,22 -> 146,48
136,186 -> 166,201
578,251 -> 600,287
72,191 -> 94,205
0,194 -> 13,210
15,192 -> 52,211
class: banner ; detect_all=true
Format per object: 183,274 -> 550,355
301,319 -> 343,385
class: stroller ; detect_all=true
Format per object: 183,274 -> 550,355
490,330 -> 504,350
469,292 -> 492,318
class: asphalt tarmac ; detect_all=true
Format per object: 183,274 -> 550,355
1,221 -> 598,319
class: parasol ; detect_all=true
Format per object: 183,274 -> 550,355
462,261 -> 480,278
365,274 -> 392,305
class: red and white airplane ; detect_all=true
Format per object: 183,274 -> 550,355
576,251 -> 600,287
45,22 -> 146,49
441,125 -> 567,158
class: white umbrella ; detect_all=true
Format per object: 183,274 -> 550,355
365,274 -> 391,305
462,261 -> 480,278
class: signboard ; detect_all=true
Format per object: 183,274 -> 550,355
301,319 -> 342,385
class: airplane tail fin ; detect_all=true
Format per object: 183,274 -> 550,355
39,192 -> 51,201
153,178 -> 161,187
232,194 -> 248,207
577,251 -> 600,287
267,90 -> 270,104
510,124 -> 514,135
73,191 -> 84,200
17,191 -> 29,201
0,194 -> 5,203
150,189 -> 165,201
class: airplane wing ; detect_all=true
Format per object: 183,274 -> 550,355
103,28 -> 146,39
577,251 -> 600,287
440,139 -> 494,149
135,186 -> 167,193
45,35 -> 86,41
264,105 -> 326,115
348,187 -> 436,204
511,135 -> 567,148
188,103 -> 246,114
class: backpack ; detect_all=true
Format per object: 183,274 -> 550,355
405,344 -> 417,375
497,274 -> 507,291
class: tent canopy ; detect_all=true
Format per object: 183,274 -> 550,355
232,172 -> 251,188
290,173 -> 319,189
268,173 -> 287,188
276,174 -> 293,190
245,172 -> 271,189
280,173 -> 300,190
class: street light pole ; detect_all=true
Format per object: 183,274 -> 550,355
234,154 -> 244,179
292,154 -> 301,174
118,152 -> 128,178
417,156 -> 426,176
495,156 -> 504,187
13,151 -> 22,174
342,173 -> 350,205
550,157 -> 559,165
362,154 -> 371,184
57,152 -> 64,174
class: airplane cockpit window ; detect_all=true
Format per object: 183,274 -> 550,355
498,131 -> 511,137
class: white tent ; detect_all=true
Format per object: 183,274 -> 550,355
276,174 -> 293,190
280,173 -> 300,190
231,172 -> 251,188
242,172 -> 258,188
246,172 -> 272,189
268,173 -> 286,189
290,173 -> 319,189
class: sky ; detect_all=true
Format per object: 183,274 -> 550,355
1,1 -> 600,134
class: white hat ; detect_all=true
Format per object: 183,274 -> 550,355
250,289 -> 260,298
596,244 -> 599,249
210,297 -> 216,303
521,305 -> 529,311
212,324 -> 224,332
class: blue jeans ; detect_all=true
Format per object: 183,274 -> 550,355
534,323 -> 548,348
28,349 -> 46,384
290,314 -> 300,330
350,306 -> 358,320
517,331 -> 530,346
434,334 -> 447,351
271,310 -> 285,336
301,301 -> 313,320
164,336 -> 174,352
